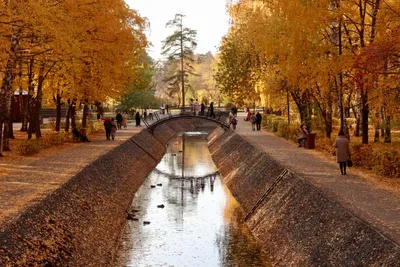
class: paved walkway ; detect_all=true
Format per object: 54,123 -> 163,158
0,121 -> 143,226
234,113 -> 400,245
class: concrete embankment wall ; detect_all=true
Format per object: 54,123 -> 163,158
0,119 -> 205,267
208,128 -> 400,266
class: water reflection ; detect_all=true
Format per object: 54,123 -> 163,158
113,132 -> 270,267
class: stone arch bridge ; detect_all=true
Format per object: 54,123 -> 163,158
143,110 -> 230,131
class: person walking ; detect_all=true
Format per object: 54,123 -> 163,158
110,118 -> 117,140
256,111 -> 262,131
230,116 -> 238,130
189,99 -> 194,114
135,111 -> 141,127
148,107 -> 153,120
200,103 -> 205,115
194,99 -> 200,115
333,130 -> 351,175
228,111 -> 234,126
122,112 -> 128,129
250,113 -> 257,131
297,122 -> 309,147
116,112 -> 123,130
209,102 -> 215,119
103,117 -> 113,140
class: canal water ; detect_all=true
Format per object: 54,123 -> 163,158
113,132 -> 270,267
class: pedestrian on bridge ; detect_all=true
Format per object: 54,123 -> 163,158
209,102 -> 215,119
194,99 -> 200,115
200,103 -> 205,115
148,107 -> 153,120
230,116 -> 238,130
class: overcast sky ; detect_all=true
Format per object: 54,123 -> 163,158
125,0 -> 231,60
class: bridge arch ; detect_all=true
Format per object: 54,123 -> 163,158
143,111 -> 230,131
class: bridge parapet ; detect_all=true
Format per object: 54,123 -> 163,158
143,109 -> 230,131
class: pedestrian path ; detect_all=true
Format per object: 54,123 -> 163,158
0,122 -> 142,226
234,113 -> 400,245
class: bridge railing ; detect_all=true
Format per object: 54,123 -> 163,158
142,108 -> 230,130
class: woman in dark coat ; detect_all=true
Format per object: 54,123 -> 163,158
209,102 -> 215,118
135,111 -> 141,126
333,130 -> 351,175
256,112 -> 262,131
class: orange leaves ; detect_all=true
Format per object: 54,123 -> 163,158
0,0 -> 149,107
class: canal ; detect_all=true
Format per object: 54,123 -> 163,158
113,132 -> 270,266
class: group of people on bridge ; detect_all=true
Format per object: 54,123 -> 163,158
189,99 -> 215,118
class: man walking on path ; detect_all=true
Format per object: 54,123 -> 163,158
256,112 -> 262,131
103,117 -> 113,140
250,113 -> 257,131
116,112 -> 123,130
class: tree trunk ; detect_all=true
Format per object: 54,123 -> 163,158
361,92 -> 369,144
55,93 -> 62,132
0,27 -> 20,151
21,58 -> 35,132
2,123 -> 11,151
354,93 -> 362,137
291,90 -> 312,128
71,100 -> 77,129
8,95 -> 15,139
0,123 -> 4,157
82,101 -> 89,136
374,127 -> 379,142
65,100 -> 71,132
384,116 -> 391,143
29,64 -> 45,139
28,106 -> 38,139
324,112 -> 333,139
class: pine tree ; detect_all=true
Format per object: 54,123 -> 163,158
161,14 -> 197,111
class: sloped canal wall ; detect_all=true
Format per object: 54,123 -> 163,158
0,119 -> 206,267
208,127 -> 400,266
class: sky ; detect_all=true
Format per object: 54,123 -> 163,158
125,0 -> 231,61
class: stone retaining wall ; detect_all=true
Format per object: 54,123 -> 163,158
208,128 -> 400,266
0,119 -> 215,267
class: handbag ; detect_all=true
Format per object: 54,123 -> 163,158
347,157 -> 353,167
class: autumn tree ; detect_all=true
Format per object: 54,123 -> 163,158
188,52 -> 220,106
0,0 -> 149,153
